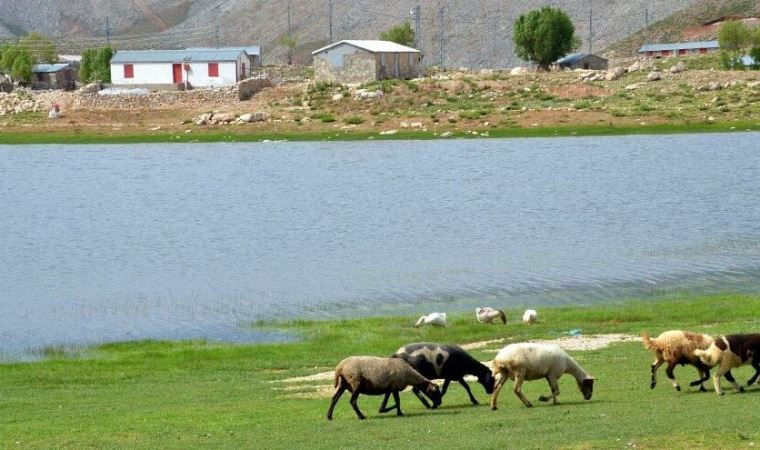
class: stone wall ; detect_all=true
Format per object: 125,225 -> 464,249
314,48 -> 376,84
237,76 -> 272,100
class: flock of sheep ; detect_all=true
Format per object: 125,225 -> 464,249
326,307 -> 760,420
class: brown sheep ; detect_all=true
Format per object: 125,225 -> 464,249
642,330 -> 714,392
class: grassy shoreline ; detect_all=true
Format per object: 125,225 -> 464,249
1,120 -> 759,145
1,293 -> 760,449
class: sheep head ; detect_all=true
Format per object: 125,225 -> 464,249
694,344 -> 722,367
479,371 -> 496,394
578,376 -> 596,400
424,382 -> 443,409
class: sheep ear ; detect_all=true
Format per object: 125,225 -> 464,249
586,376 -> 597,381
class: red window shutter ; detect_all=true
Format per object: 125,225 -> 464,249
208,63 -> 219,77
124,64 -> 134,78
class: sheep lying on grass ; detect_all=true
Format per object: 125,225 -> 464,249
490,343 -> 596,409
326,356 -> 442,420
642,330 -> 714,392
476,307 -> 507,324
381,342 -> 495,409
694,334 -> 760,395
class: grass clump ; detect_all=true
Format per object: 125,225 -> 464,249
344,116 -> 365,125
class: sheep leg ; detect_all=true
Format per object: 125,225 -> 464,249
457,378 -> 480,405
440,379 -> 452,396
689,362 -> 711,392
723,370 -> 744,393
512,375 -> 532,408
348,390 -> 366,420
538,376 -> 560,405
665,361 -> 681,391
490,372 -> 508,410
326,378 -> 347,421
746,352 -> 760,386
650,357 -> 664,389
392,390 -> 404,416
378,392 -> 397,413
411,386 -> 433,409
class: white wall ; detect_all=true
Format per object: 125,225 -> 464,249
111,60 -> 241,87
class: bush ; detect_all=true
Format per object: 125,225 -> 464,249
573,100 -> 591,110
344,116 -> 364,125
317,113 -> 336,123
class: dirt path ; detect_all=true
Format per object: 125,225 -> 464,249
132,0 -> 169,31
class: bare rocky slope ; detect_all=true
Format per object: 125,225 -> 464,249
0,0 -> 701,68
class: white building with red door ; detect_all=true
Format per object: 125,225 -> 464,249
110,48 -> 256,88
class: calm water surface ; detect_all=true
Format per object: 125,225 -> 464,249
1,133 -> 759,359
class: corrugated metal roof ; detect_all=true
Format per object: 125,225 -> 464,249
32,63 -> 71,73
186,46 -> 261,56
111,49 -> 245,64
638,40 -> 719,53
555,53 -> 607,64
312,40 -> 420,55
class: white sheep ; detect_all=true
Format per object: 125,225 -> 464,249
490,343 -> 596,409
694,334 -> 760,395
475,307 -> 507,324
326,356 -> 442,420
415,312 -> 447,327
522,309 -> 538,324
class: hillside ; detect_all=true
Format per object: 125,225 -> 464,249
605,0 -> 760,57
0,0 -> 698,68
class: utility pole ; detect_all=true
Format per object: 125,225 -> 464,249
588,6 -> 593,54
215,20 -> 220,49
644,7 -> 649,45
438,6 -> 445,69
412,5 -> 421,50
329,0 -> 334,42
287,0 -> 293,65
106,17 -> 110,45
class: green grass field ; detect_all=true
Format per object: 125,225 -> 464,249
1,293 -> 760,449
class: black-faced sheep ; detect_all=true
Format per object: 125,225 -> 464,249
694,334 -> 760,395
326,356 -> 442,420
380,342 -> 495,410
490,343 -> 595,409
642,330 -> 714,392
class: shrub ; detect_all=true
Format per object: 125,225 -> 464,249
573,100 -> 591,110
344,116 -> 364,125
317,113 -> 336,123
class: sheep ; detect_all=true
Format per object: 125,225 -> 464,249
490,343 -> 596,409
326,356 -> 442,420
694,334 -> 760,395
642,330 -> 714,392
380,342 -> 495,409
415,312 -> 447,327
476,307 -> 507,324
523,309 -> 538,324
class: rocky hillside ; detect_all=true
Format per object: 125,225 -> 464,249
0,0 -> 701,68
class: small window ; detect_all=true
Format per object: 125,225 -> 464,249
208,63 -> 219,77
124,64 -> 134,78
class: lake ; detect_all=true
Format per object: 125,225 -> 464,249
1,133 -> 759,360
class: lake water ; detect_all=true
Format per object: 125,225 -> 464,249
2,133 -> 760,360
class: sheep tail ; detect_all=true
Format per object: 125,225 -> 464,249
641,331 -> 655,350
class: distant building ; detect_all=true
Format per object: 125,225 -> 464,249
186,46 -> 262,70
556,53 -> 608,70
32,63 -> 76,90
638,40 -> 719,58
312,40 -> 422,84
110,47 -> 258,89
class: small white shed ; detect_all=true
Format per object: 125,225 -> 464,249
110,48 -> 250,88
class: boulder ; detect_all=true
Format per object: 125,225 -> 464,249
79,82 -> 102,94
331,93 -> 343,101
625,82 -> 647,90
253,111 -> 270,122
214,112 -> 235,123
238,113 -> 253,123
510,67 -> 527,75
647,71 -> 661,82
605,66 -> 626,81
669,61 -> 686,74
627,61 -> 643,72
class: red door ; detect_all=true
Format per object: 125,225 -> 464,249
173,64 -> 183,84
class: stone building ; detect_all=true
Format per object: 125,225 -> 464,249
555,53 -> 608,70
312,40 -> 421,84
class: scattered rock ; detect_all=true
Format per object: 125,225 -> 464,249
510,66 -> 527,75
238,113 -> 253,123
214,112 -> 235,123
669,61 -> 686,74
605,66 -> 626,81
625,82 -> 647,90
440,131 -> 453,137
708,81 -> 723,91
331,93 -> 343,101
253,111 -> 270,122
627,61 -> 644,72
748,81 -> 760,88
78,82 -> 102,94
647,71 -> 661,82
379,129 -> 398,135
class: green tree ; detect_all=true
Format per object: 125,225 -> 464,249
0,44 -> 19,73
717,20 -> 750,70
750,26 -> 760,70
513,6 -> 579,71
80,48 -> 95,83
380,21 -> 415,47
95,46 -> 114,82
278,35 -> 297,65
19,32 -> 57,64
10,49 -> 32,83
